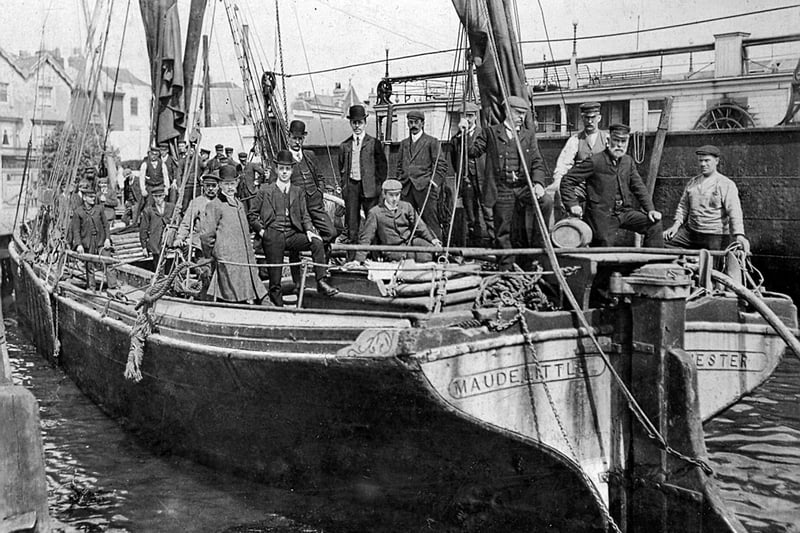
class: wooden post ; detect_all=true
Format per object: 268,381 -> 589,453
0,262 -> 51,532
635,97 -> 673,247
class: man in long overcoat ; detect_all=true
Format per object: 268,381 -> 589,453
200,165 -> 267,304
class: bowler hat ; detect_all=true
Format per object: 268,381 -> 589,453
219,165 -> 239,182
273,150 -> 296,166
407,110 -> 425,121
461,101 -> 480,114
505,95 -> 529,111
289,120 -> 307,136
382,179 -> 402,193
609,123 -> 631,136
695,144 -> 721,157
579,102 -> 601,114
347,105 -> 368,121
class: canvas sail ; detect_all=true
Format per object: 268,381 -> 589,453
140,0 -> 207,144
452,0 -> 533,128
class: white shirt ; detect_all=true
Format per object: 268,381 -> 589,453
138,159 -> 171,196
277,181 -> 290,194
291,149 -> 303,162
410,130 -> 423,143
351,134 -> 364,181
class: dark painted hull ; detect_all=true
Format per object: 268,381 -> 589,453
12,244 -> 793,531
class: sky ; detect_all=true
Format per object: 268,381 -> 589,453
0,0 -> 798,112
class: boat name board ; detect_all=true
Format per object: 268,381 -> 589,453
689,350 -> 766,372
448,355 -> 606,399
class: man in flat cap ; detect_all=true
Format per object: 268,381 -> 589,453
338,105 -> 388,259
68,180 -> 112,290
200,165 -> 268,304
396,109 -> 448,241
549,102 -> 609,221
663,145 -> 749,253
236,150 -> 266,212
452,101 -> 493,246
346,179 -> 443,265
248,150 -> 339,306
139,184 -> 176,271
206,143 -> 228,173
561,123 -> 663,247
465,95 -> 551,270
139,145 -> 171,213
286,119 -> 337,244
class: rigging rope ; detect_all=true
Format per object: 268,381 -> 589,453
275,0 -> 288,121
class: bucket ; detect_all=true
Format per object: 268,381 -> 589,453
551,218 -> 593,248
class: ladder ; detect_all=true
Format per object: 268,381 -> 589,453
221,0 -> 286,160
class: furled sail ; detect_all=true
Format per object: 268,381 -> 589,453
140,0 -> 206,144
451,0 -> 533,128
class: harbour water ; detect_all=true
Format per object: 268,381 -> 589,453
6,303 -> 800,532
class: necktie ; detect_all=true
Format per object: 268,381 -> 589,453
351,137 -> 361,181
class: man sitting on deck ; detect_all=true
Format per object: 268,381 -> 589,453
344,179 -> 442,266
247,150 -> 339,307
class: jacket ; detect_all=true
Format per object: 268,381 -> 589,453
247,182 -> 315,235
139,202 -> 176,254
338,133 -> 388,198
396,132 -> 447,191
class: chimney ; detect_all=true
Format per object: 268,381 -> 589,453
714,32 -> 749,78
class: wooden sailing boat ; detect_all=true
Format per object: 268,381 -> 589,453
10,0 -> 799,531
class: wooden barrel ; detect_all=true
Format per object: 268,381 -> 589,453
551,218 -> 593,248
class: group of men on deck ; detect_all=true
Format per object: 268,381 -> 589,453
67,95 -> 749,303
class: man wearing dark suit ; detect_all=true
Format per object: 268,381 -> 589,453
206,144 -> 228,172
248,150 -> 339,307
139,185 -> 176,271
466,95 -> 552,270
287,120 -> 337,244
396,109 -> 447,240
236,151 -> 266,211
338,104 -> 388,256
451,101 -> 493,246
561,123 -> 663,247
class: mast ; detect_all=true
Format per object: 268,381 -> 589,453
451,0 -> 531,127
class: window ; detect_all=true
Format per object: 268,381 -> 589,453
130,97 -> 138,116
0,83 -> 8,103
38,86 -> 53,107
2,130 -> 8,146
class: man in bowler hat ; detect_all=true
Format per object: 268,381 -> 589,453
338,104 -> 387,258
248,150 -> 339,306
286,119 -> 337,243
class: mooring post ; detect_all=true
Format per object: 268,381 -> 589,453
0,262 -> 51,532
618,263 -> 745,533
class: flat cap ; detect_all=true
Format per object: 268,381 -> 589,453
382,179 -> 403,192
214,143 -> 224,150
219,165 -> 238,182
238,151 -> 248,158
407,110 -> 425,121
201,171 -> 220,182
505,95 -> 529,111
149,185 -> 166,195
579,101 -> 601,113
608,123 -> 631,136
200,148 -> 211,154
225,147 -> 234,153
695,144 -> 721,157
461,101 -> 480,114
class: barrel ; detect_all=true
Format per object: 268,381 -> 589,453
551,218 -> 593,248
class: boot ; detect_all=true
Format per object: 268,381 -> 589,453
316,277 -> 339,297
